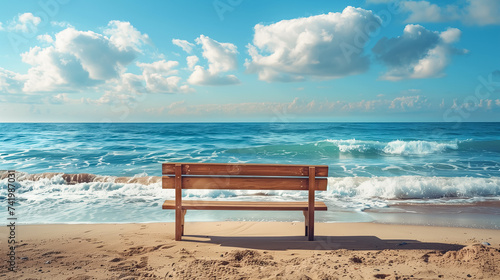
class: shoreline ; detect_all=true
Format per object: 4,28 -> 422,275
5,200 -> 500,230
364,201 -> 500,230
1,221 -> 499,279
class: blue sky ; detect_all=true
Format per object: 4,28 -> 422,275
0,0 -> 499,122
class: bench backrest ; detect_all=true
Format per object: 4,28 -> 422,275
162,163 -> 328,191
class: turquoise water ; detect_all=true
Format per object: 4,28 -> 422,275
1,122 -> 500,226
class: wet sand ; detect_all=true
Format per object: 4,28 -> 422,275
365,201 -> 500,229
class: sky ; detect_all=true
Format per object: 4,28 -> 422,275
0,0 -> 499,122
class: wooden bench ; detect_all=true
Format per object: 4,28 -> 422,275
162,163 -> 328,241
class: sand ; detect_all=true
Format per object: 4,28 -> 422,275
1,222 -> 500,280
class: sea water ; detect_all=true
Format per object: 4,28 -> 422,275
0,122 -> 499,227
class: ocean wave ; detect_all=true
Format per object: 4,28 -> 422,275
226,139 -> 462,157
382,140 -> 458,155
0,171 -> 161,185
2,172 -> 499,202
325,176 -> 500,200
1,172 -> 499,224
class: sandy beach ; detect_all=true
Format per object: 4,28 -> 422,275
1,221 -> 499,279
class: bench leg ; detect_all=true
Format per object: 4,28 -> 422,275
175,209 -> 187,240
308,210 -> 314,241
307,211 -> 314,241
304,210 -> 314,241
175,208 -> 182,241
181,210 -> 187,236
303,210 -> 308,236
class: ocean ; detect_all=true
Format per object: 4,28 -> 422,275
1,122 -> 500,228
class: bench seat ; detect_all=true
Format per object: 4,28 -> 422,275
162,200 -> 328,211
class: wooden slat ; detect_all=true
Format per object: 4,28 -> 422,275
162,176 -> 327,191
162,200 -> 328,211
162,163 -> 328,177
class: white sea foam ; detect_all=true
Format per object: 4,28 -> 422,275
319,139 -> 459,155
325,176 -> 500,200
382,140 -> 458,155
1,173 -> 499,224
321,139 -> 383,153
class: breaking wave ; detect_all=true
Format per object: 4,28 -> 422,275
1,171 -> 499,224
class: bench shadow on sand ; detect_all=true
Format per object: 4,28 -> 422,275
181,235 -> 465,251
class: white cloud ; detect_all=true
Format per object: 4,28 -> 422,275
37,34 -> 54,43
86,73 -> 146,106
137,60 -> 193,93
0,67 -> 26,94
172,39 -> 195,53
9,13 -> 42,33
465,0 -> 500,25
399,0 -> 500,26
0,22 -> 4,31
47,93 -> 83,105
188,65 -> 240,86
87,91 -> 140,106
137,60 -> 179,76
155,95 -> 433,117
187,35 -> 240,86
0,20 -> 201,102
20,22 -> 150,92
104,21 -> 150,52
389,96 -> 430,110
186,55 -> 199,70
450,98 -> 500,112
197,35 -> 238,74
113,73 -> 146,95
21,44 -> 95,92
400,1 -> 460,23
245,7 -> 381,82
440,28 -> 461,44
373,25 -> 466,80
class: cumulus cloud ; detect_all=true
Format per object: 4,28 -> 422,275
0,22 -> 4,31
400,1 -> 460,23
104,20 -> 150,52
398,0 -> 500,26
84,73 -> 146,106
137,60 -> 193,93
373,25 -> 466,80
9,13 -> 41,33
188,66 -> 240,86
187,35 -> 240,86
186,55 -> 199,70
20,22 -> 150,92
245,6 -> 381,82
197,35 -> 238,74
172,39 -> 195,53
137,60 -> 179,76
0,20 -> 198,103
